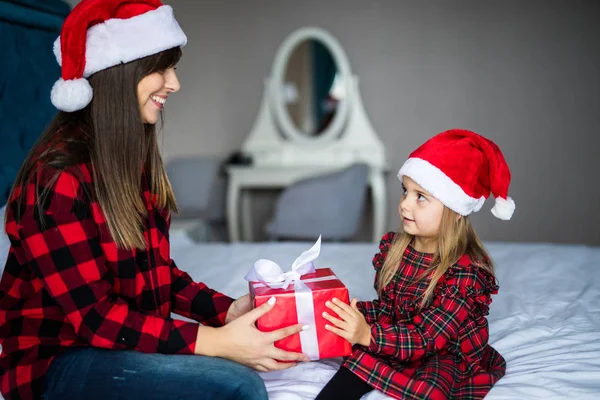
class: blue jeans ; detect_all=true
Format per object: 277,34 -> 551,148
41,347 -> 268,400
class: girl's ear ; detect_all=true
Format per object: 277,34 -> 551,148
456,214 -> 462,222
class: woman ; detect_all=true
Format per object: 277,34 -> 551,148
0,1 -> 308,399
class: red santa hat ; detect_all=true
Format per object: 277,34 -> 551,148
397,129 -> 515,220
51,0 -> 187,112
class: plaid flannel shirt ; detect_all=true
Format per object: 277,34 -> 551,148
343,232 -> 506,400
0,162 -> 234,400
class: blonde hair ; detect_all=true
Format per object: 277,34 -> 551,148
377,207 -> 495,308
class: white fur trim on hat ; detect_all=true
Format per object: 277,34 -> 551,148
491,196 -> 515,220
53,5 -> 187,78
51,78 -> 93,112
397,157 -> 485,216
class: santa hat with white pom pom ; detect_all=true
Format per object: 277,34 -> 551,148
51,0 -> 187,112
397,129 -> 515,220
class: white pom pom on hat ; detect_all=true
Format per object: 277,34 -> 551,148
491,196 -> 515,220
51,78 -> 93,112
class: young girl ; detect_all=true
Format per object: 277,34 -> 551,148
0,1 -> 308,399
317,129 -> 512,400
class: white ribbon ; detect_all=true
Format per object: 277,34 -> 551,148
244,235 -> 323,360
244,235 -> 321,290
251,275 -> 338,289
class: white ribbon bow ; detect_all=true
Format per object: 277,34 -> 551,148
244,236 -> 322,290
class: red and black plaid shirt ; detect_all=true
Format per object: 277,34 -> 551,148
0,161 -> 233,400
343,232 -> 506,400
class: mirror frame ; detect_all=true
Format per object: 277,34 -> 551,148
270,27 -> 352,146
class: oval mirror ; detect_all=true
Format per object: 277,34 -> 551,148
271,28 -> 352,145
283,39 -> 341,136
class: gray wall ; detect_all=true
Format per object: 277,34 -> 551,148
65,0 -> 600,245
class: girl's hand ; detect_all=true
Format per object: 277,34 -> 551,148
323,298 -> 372,347
225,294 -> 251,324
196,297 -> 311,371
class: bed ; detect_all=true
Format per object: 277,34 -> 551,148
168,232 -> 600,400
0,222 -> 599,399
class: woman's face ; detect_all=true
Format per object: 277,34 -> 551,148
137,67 -> 180,124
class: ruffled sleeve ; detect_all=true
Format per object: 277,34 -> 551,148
437,262 -> 499,317
357,232 -> 396,324
372,231 -> 396,272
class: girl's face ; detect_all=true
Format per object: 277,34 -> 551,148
398,176 -> 445,253
137,67 -> 180,124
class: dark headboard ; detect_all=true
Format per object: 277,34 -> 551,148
0,0 -> 70,205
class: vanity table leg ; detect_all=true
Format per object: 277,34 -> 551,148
370,172 -> 387,242
240,189 -> 254,241
227,177 -> 241,242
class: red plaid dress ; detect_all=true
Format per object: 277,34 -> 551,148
0,161 -> 234,400
343,232 -> 506,399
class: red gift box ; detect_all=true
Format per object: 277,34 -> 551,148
249,268 -> 352,360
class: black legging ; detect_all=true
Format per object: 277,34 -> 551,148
316,367 -> 373,400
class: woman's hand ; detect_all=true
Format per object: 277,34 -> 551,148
225,294 -> 251,324
323,298 -> 371,347
195,297 -> 311,371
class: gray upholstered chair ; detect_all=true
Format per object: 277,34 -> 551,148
265,164 -> 370,241
165,157 -> 227,241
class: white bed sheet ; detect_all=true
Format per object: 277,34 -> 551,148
169,233 -> 600,400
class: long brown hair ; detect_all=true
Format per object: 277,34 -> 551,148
7,47 -> 182,249
377,207 -> 496,308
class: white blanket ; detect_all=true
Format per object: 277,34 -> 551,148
169,234 -> 600,400
1,224 -> 598,399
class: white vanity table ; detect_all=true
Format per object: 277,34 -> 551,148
227,28 -> 388,242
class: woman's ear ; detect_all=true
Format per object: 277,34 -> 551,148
456,214 -> 462,222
